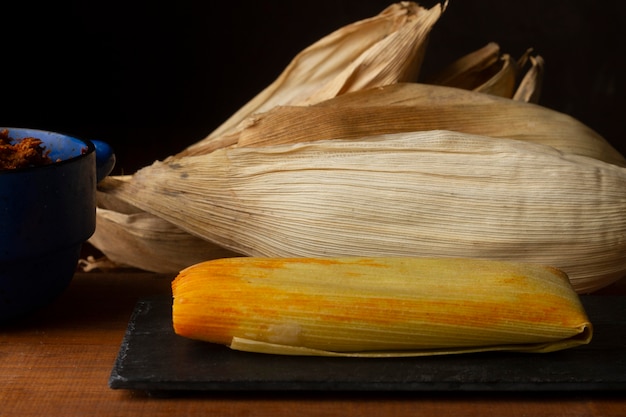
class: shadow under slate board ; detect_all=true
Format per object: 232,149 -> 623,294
109,295 -> 626,393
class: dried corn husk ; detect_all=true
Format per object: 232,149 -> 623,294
91,1 -> 531,270
172,257 -> 592,356
89,1 -> 620,290
90,179 -> 241,272
91,2 -> 449,270
513,54 -> 544,103
443,45 -> 542,102
178,45 -> 544,158
91,208 -> 241,273
180,1 -> 445,157
188,83 -> 624,166
99,130 -> 626,293
426,42 -> 519,98
426,42 -> 502,88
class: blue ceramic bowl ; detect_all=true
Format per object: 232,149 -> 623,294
0,128 -> 115,322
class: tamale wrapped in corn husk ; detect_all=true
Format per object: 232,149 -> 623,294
172,257 -> 592,356
99,130 -> 626,293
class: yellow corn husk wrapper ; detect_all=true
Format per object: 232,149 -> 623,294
181,1 -> 445,157
99,130 -> 626,294
172,257 -> 592,357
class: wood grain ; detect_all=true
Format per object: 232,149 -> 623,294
1,271 -> 625,417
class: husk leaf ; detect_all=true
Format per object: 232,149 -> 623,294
426,42 -> 518,98
185,83 -> 624,167
89,1 -> 620,289
514,54 -> 544,103
180,1 -> 445,157
90,179 -> 241,273
99,130 -> 626,293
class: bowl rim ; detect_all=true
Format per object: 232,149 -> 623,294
0,127 -> 96,175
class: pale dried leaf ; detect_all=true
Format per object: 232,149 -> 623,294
426,42 -> 501,89
203,83 -> 625,167
178,1 -> 445,157
90,198 -> 241,273
514,55 -> 545,103
101,131 -> 626,293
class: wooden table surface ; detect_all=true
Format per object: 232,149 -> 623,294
1,270 -> 625,417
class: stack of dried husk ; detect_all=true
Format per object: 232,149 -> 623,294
90,1 -> 626,293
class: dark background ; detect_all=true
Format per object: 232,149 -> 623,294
2,1 -> 625,174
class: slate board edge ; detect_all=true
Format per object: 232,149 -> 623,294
108,295 -> 626,393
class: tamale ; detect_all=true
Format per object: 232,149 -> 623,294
172,257 -> 592,357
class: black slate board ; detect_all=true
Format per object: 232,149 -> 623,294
109,295 -> 626,393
